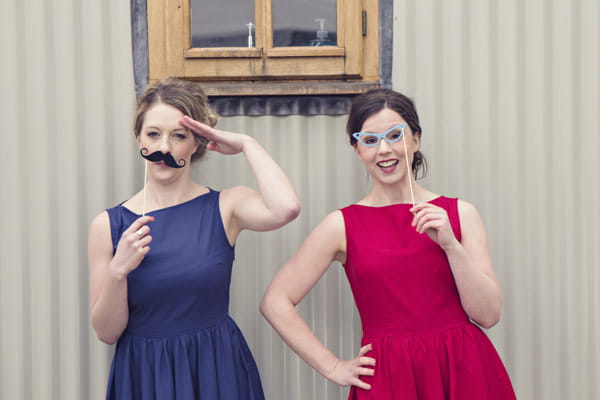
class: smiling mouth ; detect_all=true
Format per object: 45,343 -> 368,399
377,160 -> 399,168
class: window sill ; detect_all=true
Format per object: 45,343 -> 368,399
194,80 -> 381,97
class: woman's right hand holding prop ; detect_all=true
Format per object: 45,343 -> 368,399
110,215 -> 155,279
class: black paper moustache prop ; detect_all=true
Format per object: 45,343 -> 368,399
140,148 -> 186,168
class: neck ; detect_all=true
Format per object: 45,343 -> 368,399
364,181 -> 425,206
144,175 -> 199,209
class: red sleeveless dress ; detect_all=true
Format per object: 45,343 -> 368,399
341,197 -> 515,399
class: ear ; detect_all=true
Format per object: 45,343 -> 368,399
192,135 -> 201,153
411,131 -> 421,152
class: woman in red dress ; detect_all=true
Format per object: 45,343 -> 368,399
261,88 -> 516,399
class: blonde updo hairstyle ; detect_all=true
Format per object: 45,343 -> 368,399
134,78 -> 218,162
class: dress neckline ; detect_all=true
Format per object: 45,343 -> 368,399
120,188 -> 213,216
352,195 -> 443,209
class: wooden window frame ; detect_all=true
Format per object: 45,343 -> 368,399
146,0 -> 381,96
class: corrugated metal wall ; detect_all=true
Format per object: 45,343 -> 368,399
394,1 -> 600,399
0,0 -> 598,399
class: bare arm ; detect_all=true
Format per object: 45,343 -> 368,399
88,212 -> 154,344
411,200 -> 502,328
261,211 -> 375,390
180,117 -> 300,238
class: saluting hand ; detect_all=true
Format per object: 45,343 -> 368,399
180,116 -> 252,155
410,203 -> 459,250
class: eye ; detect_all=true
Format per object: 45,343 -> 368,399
388,131 -> 402,140
146,130 -> 160,138
172,132 -> 187,140
364,136 -> 379,145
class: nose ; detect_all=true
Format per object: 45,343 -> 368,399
377,138 -> 392,154
158,135 -> 171,154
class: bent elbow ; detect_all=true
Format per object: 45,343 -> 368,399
475,309 -> 501,329
290,202 -> 301,220
260,289 -> 292,324
91,317 -> 122,345
96,331 -> 119,345
269,203 -> 301,229
259,292 -> 275,321
281,202 -> 301,225
478,316 -> 499,329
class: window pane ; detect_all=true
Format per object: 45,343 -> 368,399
272,0 -> 337,47
190,0 -> 255,48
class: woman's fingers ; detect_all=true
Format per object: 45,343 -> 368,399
409,202 -> 432,215
359,356 -> 376,366
180,115 -> 210,133
124,216 -> 154,255
125,217 -> 154,245
135,225 -> 148,238
416,213 -> 443,233
126,215 -> 155,235
135,234 -> 153,248
356,366 -> 375,376
137,235 -> 152,256
411,205 -> 449,233
355,345 -> 376,383
180,116 -> 222,142
207,142 -> 218,151
351,378 -> 372,390
181,116 -> 249,155
358,343 -> 373,356
411,204 -> 432,225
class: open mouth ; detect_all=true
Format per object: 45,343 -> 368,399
377,159 -> 399,168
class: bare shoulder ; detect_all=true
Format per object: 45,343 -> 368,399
457,199 -> 487,236
219,185 -> 255,206
457,199 -> 479,218
89,211 -> 110,235
319,209 -> 346,233
220,185 -> 256,199
218,185 -> 254,220
313,210 -> 347,263
88,211 -> 112,251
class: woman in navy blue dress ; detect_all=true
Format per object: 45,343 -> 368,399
88,78 -> 300,399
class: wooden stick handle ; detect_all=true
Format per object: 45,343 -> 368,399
142,160 -> 148,216
402,133 -> 416,206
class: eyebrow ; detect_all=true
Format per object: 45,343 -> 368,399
144,125 -> 188,132
360,124 -> 404,134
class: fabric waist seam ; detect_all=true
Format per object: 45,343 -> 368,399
362,321 -> 475,339
123,314 -> 231,339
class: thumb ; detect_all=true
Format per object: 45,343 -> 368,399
207,142 -> 217,151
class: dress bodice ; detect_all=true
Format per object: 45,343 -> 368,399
108,189 -> 234,336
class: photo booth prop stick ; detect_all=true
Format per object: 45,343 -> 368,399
142,160 -> 148,216
400,127 -> 416,207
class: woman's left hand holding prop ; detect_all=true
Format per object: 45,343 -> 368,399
180,116 -> 250,155
410,203 -> 459,250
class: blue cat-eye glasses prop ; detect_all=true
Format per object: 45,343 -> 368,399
352,123 -> 407,147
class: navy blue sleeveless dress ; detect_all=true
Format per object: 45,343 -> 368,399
105,189 -> 265,400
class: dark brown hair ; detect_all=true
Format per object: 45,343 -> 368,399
134,78 -> 218,162
347,88 -> 427,179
